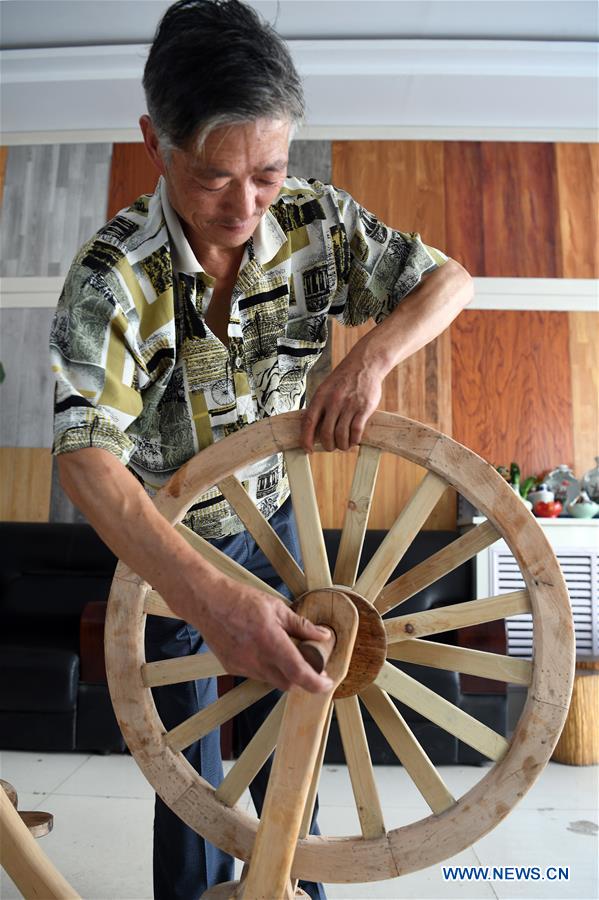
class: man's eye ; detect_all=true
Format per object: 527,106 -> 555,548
199,182 -> 228,193
258,175 -> 285,187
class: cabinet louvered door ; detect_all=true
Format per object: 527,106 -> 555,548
492,547 -> 599,659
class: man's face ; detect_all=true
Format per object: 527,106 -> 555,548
160,118 -> 290,254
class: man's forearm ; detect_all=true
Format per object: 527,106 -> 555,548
350,257 -> 473,379
57,447 -> 226,619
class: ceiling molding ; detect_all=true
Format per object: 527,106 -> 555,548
1,39 -> 597,141
2,277 -> 597,313
2,39 -> 593,81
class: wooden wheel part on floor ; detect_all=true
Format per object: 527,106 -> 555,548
104,410 -> 574,888
0,787 -> 79,899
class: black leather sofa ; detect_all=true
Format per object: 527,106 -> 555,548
0,523 -> 124,753
0,522 -> 505,762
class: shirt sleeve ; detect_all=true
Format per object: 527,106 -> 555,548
49,259 -> 144,464
327,185 -> 448,327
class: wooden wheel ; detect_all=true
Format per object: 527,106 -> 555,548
105,411 -> 574,891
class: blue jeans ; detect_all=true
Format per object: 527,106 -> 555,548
145,498 -> 326,900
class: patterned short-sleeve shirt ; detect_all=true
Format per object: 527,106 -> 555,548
50,176 -> 446,538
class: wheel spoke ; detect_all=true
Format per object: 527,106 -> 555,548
375,662 -> 509,761
359,685 -> 455,815
284,449 -> 332,589
165,680 -> 272,753
143,590 -> 179,618
218,474 -> 307,597
333,445 -> 381,587
354,472 -> 447,603
142,652 -> 227,687
335,696 -> 386,838
299,703 -> 333,838
387,640 -> 532,686
215,695 -> 287,808
376,520 -> 500,615
385,589 -> 531,642
176,523 -> 288,601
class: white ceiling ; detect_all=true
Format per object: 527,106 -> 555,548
2,1 -> 597,46
1,0 -> 597,142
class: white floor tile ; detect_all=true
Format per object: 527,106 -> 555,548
318,763 -> 487,812
56,752 -> 154,799
472,807 -> 599,899
3,793 -> 155,900
2,752 -> 596,900
0,789 -> 49,811
317,803 -> 439,839
318,763 -> 423,809
514,762 -> 599,810
0,750 -> 90,795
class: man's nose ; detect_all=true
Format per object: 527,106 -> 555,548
226,181 -> 256,221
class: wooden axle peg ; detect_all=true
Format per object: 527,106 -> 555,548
298,626 -> 336,674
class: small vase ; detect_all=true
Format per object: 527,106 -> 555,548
567,491 -> 599,519
545,465 -> 579,515
528,484 -> 554,506
581,457 -> 599,504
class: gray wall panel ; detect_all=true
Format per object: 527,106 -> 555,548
288,140 -> 332,185
0,143 -> 112,277
0,307 -> 55,447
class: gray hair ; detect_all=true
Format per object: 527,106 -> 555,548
143,0 -> 305,154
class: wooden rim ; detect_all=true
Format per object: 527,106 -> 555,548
105,411 -> 574,884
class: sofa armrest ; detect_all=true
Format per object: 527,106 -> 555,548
80,600 -> 107,683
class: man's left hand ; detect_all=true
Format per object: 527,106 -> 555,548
300,259 -> 473,455
301,348 -> 384,453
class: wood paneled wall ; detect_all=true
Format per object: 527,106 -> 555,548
569,312 -> 599,479
451,310 -> 575,476
329,141 -> 598,528
1,139 -> 597,529
107,143 -> 159,219
319,141 -> 455,529
441,142 -> 598,279
0,448 -> 52,522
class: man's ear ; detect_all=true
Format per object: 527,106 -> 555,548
139,115 -> 168,177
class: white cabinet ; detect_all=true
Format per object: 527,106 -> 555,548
466,517 -> 599,659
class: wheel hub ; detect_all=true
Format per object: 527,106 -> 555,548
294,587 -> 387,698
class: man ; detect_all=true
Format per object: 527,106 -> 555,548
50,1 -> 473,897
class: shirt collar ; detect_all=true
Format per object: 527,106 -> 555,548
159,177 -> 202,275
159,176 -> 288,274
252,208 -> 287,266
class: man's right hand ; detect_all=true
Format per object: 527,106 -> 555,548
180,579 -> 335,693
